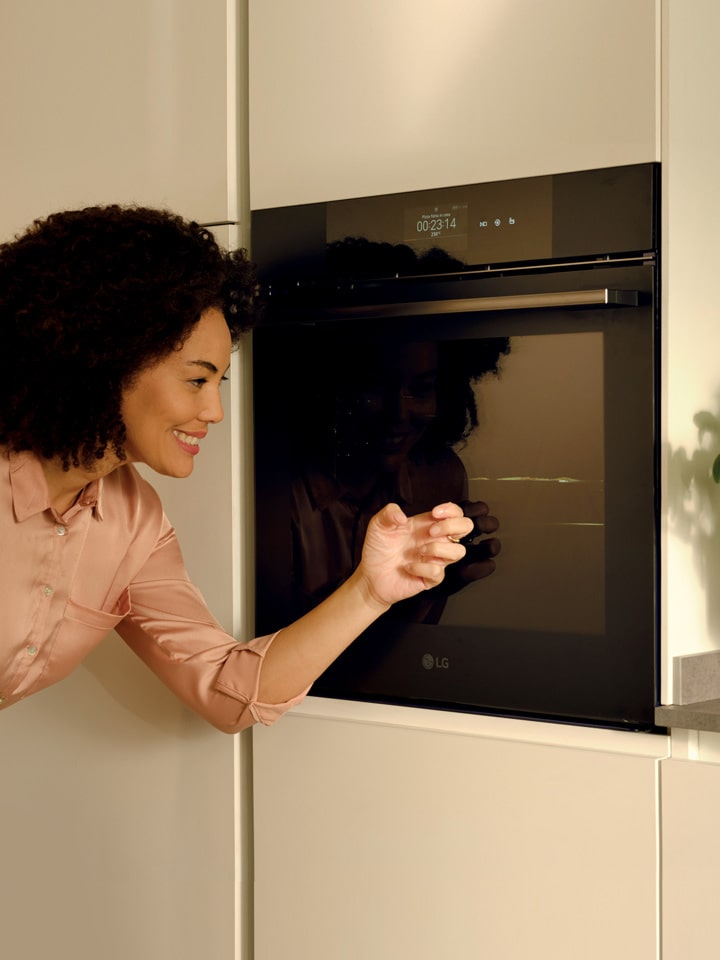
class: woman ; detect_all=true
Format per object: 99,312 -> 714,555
0,205 -> 471,732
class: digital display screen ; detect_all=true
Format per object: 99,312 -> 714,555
326,178 -> 553,270
404,202 -> 468,254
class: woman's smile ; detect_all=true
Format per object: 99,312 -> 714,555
120,307 -> 232,477
172,429 -> 207,454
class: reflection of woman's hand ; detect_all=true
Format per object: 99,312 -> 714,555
357,501 -> 473,607
448,499 -> 501,587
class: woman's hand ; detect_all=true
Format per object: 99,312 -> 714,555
357,501 -> 473,608
257,501 -> 471,705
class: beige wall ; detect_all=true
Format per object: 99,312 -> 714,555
662,0 -> 720,691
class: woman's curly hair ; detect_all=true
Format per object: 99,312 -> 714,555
0,204 -> 258,469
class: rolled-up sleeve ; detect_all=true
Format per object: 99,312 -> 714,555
113,483 -> 309,733
214,631 -> 308,728
119,612 -> 308,733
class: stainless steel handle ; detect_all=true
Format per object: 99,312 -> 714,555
330,288 -> 639,319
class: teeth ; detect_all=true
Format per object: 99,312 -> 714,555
173,430 -> 200,446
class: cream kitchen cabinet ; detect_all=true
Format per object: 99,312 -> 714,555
0,0 -> 237,239
248,0 -> 658,209
660,754 -> 720,959
253,700 -> 668,960
1,3 -> 246,960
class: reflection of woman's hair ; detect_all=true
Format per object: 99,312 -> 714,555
296,238 -> 510,459
431,338 -> 509,450
327,236 -> 472,280
0,205 -> 258,469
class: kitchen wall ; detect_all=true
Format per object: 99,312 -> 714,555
0,3 -> 249,958
662,0 -> 720,683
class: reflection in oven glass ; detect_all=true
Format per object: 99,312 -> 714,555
288,327 -> 604,635
446,331 -> 605,636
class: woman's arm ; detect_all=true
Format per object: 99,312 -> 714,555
256,501 -> 471,704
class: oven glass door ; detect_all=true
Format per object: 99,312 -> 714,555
252,261 -> 658,730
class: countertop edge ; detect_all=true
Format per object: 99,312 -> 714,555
655,699 -> 720,733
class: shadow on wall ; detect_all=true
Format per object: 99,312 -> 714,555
76,635 -> 208,741
666,401 -> 720,638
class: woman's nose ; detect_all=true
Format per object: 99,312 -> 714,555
201,387 -> 225,424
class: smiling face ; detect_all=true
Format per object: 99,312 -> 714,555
120,307 -> 232,477
337,340 -> 439,473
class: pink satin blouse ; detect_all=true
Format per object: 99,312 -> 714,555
0,449 -> 304,732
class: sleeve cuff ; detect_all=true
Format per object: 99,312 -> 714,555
214,631 -> 311,727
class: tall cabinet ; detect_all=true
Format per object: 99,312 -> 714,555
247,2 -> 720,958
0,3 -> 249,959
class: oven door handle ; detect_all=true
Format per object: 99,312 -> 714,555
330,288 -> 640,318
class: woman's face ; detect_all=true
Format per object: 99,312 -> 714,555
120,307 -> 232,478
338,340 -> 439,471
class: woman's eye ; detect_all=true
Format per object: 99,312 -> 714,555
188,375 -> 228,388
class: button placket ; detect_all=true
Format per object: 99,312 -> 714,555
43,517 -> 69,606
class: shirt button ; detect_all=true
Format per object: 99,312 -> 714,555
43,585 -> 54,597
56,525 -> 67,536
27,645 -> 38,656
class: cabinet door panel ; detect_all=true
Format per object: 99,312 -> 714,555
661,758 -> 720,959
254,714 -> 659,960
0,0 -> 232,236
249,0 -> 658,208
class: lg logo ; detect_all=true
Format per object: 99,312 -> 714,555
422,653 -> 450,670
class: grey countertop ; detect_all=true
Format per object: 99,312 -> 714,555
655,700 -> 720,733
656,651 -> 720,732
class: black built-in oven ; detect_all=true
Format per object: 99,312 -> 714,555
251,163 -> 661,732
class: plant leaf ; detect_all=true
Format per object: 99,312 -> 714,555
712,454 -> 720,484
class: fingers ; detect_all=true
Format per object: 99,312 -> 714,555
460,558 -> 497,582
461,499 -> 499,541
418,502 -> 502,591
374,502 -> 409,530
410,558 -> 458,589
468,536 -> 502,561
412,535 -> 468,589
427,504 -> 474,544
430,501 -> 466,520
420,538 -> 467,563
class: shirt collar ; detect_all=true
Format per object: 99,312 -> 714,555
9,450 -> 104,522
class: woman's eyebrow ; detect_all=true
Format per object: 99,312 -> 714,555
186,359 -> 218,373
185,359 -> 231,377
